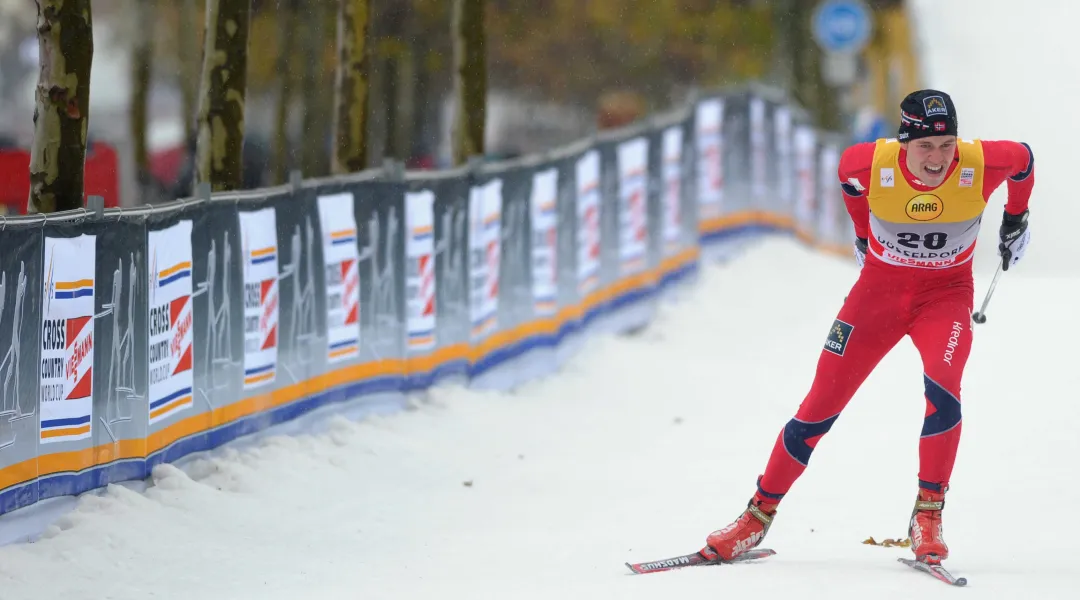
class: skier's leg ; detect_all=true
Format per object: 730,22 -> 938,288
909,292 -> 972,490
904,289 -> 973,563
755,280 -> 910,500
703,263 -> 909,561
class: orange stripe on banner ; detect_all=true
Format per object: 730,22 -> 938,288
243,371 -> 275,385
407,343 -> 469,375
40,425 -> 91,439
159,262 -> 192,278
698,210 -> 758,234
54,279 -> 94,291
329,346 -> 359,359
150,395 -> 193,421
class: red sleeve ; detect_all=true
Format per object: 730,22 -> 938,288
980,140 -> 1034,216
837,142 -> 876,240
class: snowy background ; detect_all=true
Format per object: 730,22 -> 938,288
2,0 -> 1079,597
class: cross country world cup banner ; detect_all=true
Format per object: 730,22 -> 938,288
576,150 -> 601,295
469,179 -> 502,340
147,220 -> 195,425
239,208 -> 279,389
530,167 -> 558,316
617,136 -> 649,275
405,189 -> 436,352
662,125 -> 684,256
39,234 -> 96,444
317,192 -> 361,364
695,98 -> 724,222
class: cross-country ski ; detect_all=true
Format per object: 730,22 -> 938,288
625,548 -> 776,574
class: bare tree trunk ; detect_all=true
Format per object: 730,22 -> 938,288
451,0 -> 485,166
381,3 -> 405,161
178,0 -> 200,138
130,0 -> 155,177
193,0 -> 251,193
297,5 -> 321,177
271,0 -> 299,184
331,0 -> 370,175
408,39 -> 430,162
28,0 -> 94,214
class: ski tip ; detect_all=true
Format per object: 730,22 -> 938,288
897,557 -> 968,586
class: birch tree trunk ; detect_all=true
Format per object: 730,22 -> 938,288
130,0 -> 155,177
178,0 -> 200,138
331,0 -> 370,175
450,0 -> 485,166
28,0 -> 94,214
380,4 -> 405,161
297,5 -> 320,177
271,0 -> 299,184
193,0 -> 251,193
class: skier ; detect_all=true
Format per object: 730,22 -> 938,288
701,89 -> 1035,566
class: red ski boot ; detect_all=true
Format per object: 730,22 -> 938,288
701,493 -> 778,562
909,486 -> 949,564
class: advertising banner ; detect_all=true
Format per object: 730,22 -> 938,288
318,192 -> 362,364
238,207 -> 280,391
39,234 -> 96,446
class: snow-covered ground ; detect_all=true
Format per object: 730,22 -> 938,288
3,0 -> 1080,597
0,235 -> 1077,599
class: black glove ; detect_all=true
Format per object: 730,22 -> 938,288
853,237 -> 868,266
998,209 -> 1029,271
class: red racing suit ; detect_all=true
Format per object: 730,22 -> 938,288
754,137 -> 1035,501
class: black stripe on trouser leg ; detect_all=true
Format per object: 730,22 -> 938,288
921,374 -> 962,438
783,415 -> 840,466
756,476 -> 784,501
918,480 -> 946,493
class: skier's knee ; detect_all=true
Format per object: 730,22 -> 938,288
921,374 -> 962,437
782,414 -> 840,467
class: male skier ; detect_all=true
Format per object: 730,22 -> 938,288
701,89 -> 1035,566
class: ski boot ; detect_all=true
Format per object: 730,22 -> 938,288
909,486 -> 949,564
701,492 -> 778,562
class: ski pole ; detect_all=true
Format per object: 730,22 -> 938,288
971,262 -> 1003,324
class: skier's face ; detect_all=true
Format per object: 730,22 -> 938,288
904,135 -> 957,187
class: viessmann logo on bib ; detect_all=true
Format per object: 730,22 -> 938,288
905,194 -> 943,221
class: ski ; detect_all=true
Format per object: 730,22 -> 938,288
897,557 -> 968,586
625,548 -> 775,574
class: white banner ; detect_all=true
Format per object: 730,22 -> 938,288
617,136 -> 649,274
576,150 -> 601,294
239,208 -> 279,389
469,179 -> 502,340
39,234 -> 96,444
530,167 -> 558,316
147,221 -> 194,426
750,96 -> 767,202
317,193 -> 361,364
695,98 -> 724,221
405,190 -> 436,352
794,125 -> 818,233
775,105 -> 794,212
818,144 -> 842,243
661,125 -> 684,256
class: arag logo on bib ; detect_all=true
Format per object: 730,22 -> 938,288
905,194 -> 943,221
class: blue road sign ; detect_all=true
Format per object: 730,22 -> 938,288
812,0 -> 873,54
